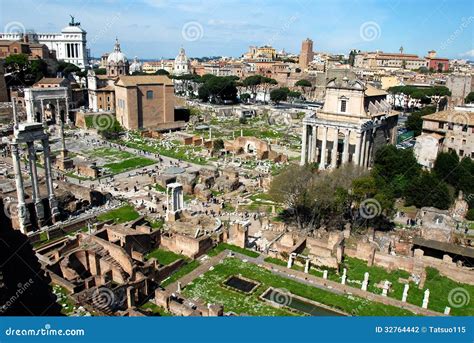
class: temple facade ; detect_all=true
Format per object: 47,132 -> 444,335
300,77 -> 398,169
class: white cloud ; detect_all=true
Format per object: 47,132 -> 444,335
460,49 -> 474,57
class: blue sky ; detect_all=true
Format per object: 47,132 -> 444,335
1,0 -> 473,59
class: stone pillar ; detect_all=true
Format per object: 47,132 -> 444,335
177,281 -> 182,293
422,289 -> 430,309
444,306 -> 451,315
319,126 -> 328,170
342,129 -> 350,164
402,284 -> 409,302
42,138 -> 60,223
40,99 -> 46,126
27,142 -> 45,226
300,124 -> 308,165
11,142 -> 31,233
65,97 -> 70,124
311,125 -> 317,162
56,99 -> 67,153
364,132 -> 371,168
304,259 -> 310,274
323,270 -> 328,279
360,130 -> 367,167
382,280 -> 390,296
341,267 -> 347,285
330,128 -> 339,169
361,272 -> 369,291
354,131 -> 362,166
287,254 -> 294,268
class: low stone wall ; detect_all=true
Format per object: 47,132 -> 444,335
49,271 -> 79,294
156,259 -> 186,283
346,246 -> 474,285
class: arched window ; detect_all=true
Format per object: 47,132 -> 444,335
146,90 -> 153,99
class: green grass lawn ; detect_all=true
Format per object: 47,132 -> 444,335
86,147 -> 134,161
116,136 -> 208,166
97,204 -> 140,224
265,255 -> 474,316
102,156 -> 155,174
161,260 -> 201,287
154,184 -> 167,193
207,243 -> 260,258
145,248 -> 183,265
182,258 -> 414,316
52,284 -> 76,315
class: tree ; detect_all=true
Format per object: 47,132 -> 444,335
287,91 -> 301,102
433,151 -> 460,186
259,77 -> 278,103
242,75 -> 262,99
93,68 -> 106,75
155,69 -> 170,75
270,88 -> 288,104
57,61 -> 80,77
465,92 -> 474,104
4,54 -> 47,86
295,79 -> 312,97
372,145 -> 421,198
269,164 -> 315,230
406,105 -> 436,136
212,138 -> 224,153
405,172 -> 452,209
240,93 -> 251,103
196,75 -> 237,103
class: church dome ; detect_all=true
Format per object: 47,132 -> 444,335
107,38 -> 127,64
175,48 -> 188,64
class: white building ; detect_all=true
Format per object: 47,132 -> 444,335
173,48 -> 190,76
0,17 -> 88,69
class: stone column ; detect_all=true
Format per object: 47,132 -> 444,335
56,99 -> 66,152
422,289 -> 430,309
364,132 -> 371,168
360,131 -> 367,168
27,142 -> 45,225
354,131 -> 362,166
342,129 -> 350,164
323,270 -> 328,279
319,126 -> 328,170
11,142 -> 31,233
330,127 -> 339,169
65,97 -> 70,124
311,125 -> 317,162
40,99 -> 46,125
401,284 -> 409,302
42,138 -> 60,223
300,124 -> 308,165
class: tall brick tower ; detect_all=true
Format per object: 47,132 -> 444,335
299,38 -> 314,69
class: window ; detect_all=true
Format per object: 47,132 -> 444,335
462,139 -> 466,145
438,122 -> 444,129
146,90 -> 154,99
462,125 -> 468,132
459,150 -> 464,156
340,100 -> 347,113
451,137 -> 454,143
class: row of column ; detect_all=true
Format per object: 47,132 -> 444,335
300,125 -> 373,169
11,138 -> 60,233
66,43 -> 80,59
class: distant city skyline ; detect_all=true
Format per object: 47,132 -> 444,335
1,0 -> 473,60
